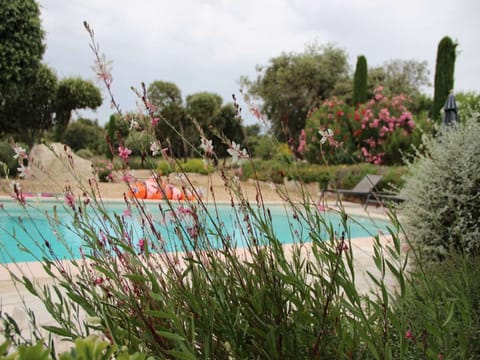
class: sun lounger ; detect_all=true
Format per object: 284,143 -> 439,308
323,174 -> 383,208
366,192 -> 405,207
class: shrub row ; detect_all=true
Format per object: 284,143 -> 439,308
241,159 -> 405,191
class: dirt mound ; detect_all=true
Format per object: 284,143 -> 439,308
28,143 -> 96,185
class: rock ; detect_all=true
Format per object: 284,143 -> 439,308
28,143 -> 96,185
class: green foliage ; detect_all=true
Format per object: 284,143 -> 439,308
0,64 -> 57,147
178,158 -> 214,175
156,159 -> 174,175
241,43 -> 349,142
124,131 -> 155,158
93,159 -> 115,182
0,0 -> 44,97
456,91 -> 480,123
147,80 -> 192,159
63,118 -> 105,153
0,139 -> 20,177
398,254 -> 480,358
431,36 -> 457,120
55,78 -> 103,140
368,59 -> 431,100
186,91 -> 224,144
353,55 -> 368,106
401,119 -> 480,260
240,159 -> 287,183
215,104 -> 245,158
105,115 -> 118,159
249,135 -> 276,160
0,336 -> 148,360
75,148 -> 94,159
147,80 -> 182,108
240,159 -> 405,191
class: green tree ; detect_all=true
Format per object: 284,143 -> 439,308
0,0 -> 45,134
1,64 -> 57,147
241,43 -> 349,142
353,55 -> 368,106
147,81 -> 190,160
368,59 -> 430,98
216,103 -> 244,157
186,92 -> 223,151
55,77 -> 103,140
456,91 -> 480,123
431,36 -> 457,120
148,80 -> 182,108
63,118 -> 104,153
105,114 -> 118,159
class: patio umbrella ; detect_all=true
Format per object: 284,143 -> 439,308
443,91 -> 458,126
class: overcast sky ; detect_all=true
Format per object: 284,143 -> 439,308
38,0 -> 480,125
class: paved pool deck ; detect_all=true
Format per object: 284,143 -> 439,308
0,200 -> 403,349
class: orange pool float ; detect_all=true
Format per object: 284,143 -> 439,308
127,179 -> 196,201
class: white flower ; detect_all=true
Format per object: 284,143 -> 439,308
129,119 -> 140,131
17,164 -> 29,179
13,146 -> 27,160
227,141 -> 249,165
318,128 -> 334,144
150,141 -> 161,156
199,137 -> 214,154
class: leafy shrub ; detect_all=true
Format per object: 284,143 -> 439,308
240,159 -> 405,192
398,254 -> 480,357
0,139 -> 19,177
63,118 -> 104,154
124,131 -> 155,158
93,159 -> 115,182
305,88 -> 427,165
178,158 -> 214,174
456,91 -> 480,123
76,148 -> 94,159
286,163 -> 333,189
241,159 -> 286,183
156,159 -> 175,175
401,119 -> 480,260
251,135 -> 293,162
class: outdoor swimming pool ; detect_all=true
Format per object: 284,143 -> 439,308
0,199 -> 391,264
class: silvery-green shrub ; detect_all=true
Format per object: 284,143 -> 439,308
401,119 -> 480,260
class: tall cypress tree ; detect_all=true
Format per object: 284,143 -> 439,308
431,36 -> 457,120
353,55 -> 368,106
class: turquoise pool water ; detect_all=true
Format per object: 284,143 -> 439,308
0,200 -> 390,264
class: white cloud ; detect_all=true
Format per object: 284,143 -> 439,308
38,0 -> 480,124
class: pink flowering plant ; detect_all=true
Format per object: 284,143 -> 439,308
1,22 -> 478,360
305,87 -> 425,165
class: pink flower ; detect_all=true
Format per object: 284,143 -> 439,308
121,171 -> 135,183
94,278 -> 104,285
317,203 -> 326,212
178,206 -> 193,216
297,129 -> 306,155
123,208 -> 132,217
65,192 -> 75,209
405,329 -> 414,341
138,238 -> 147,253
118,146 -> 132,162
151,117 -> 159,127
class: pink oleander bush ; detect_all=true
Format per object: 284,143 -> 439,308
304,87 -> 432,165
